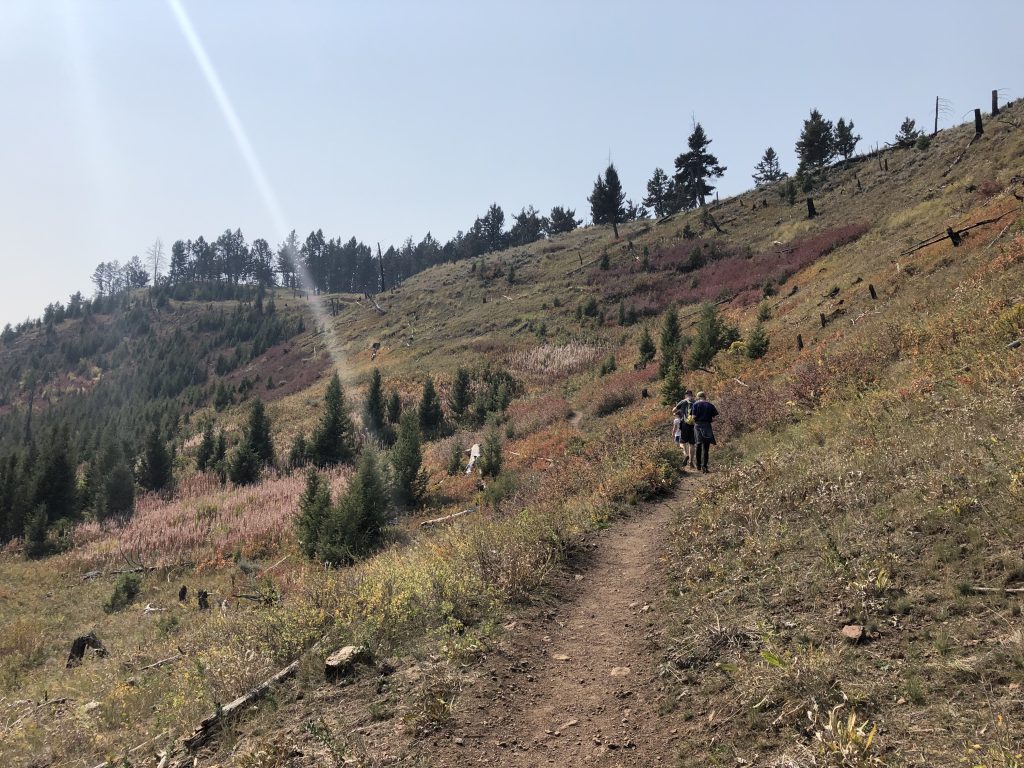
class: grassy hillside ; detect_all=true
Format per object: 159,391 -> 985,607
1,100 -> 1023,766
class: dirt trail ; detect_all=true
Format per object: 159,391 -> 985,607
426,498 -> 680,766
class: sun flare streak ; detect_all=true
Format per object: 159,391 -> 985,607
166,0 -> 342,370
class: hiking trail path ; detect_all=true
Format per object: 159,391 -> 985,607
423,496 -> 681,767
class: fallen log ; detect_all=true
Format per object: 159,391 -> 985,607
942,131 -> 981,177
420,508 -> 476,528
137,654 -> 184,672
898,210 -> 1017,257
181,658 -> 301,751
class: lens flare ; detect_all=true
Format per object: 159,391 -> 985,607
166,0 -> 342,370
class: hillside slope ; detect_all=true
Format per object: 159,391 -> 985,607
1,99 -> 1023,767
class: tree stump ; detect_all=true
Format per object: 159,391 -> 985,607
67,632 -> 106,668
796,334 -> 804,351
947,227 -> 962,247
869,284 -> 877,300
806,198 -> 817,219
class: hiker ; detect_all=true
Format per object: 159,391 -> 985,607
671,410 -> 683,449
691,390 -> 719,473
674,390 -> 697,468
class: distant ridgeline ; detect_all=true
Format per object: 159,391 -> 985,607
0,286 -> 305,546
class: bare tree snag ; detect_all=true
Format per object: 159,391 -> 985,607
934,95 -> 939,136
806,198 -> 817,219
796,334 -> 804,350
992,89 -> 1000,116
869,284 -> 877,300
974,108 -> 984,135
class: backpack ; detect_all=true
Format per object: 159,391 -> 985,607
683,400 -> 696,425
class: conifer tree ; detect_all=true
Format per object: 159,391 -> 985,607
658,307 -> 682,378
139,426 -> 173,492
638,327 -> 656,368
418,377 -> 444,439
228,442 -> 261,485
95,437 -> 135,520
673,123 -> 726,209
478,427 -> 503,478
386,389 -> 402,425
688,303 -> 738,369
310,373 -> 356,466
796,109 -> 836,175
317,450 -> 389,564
213,429 -> 227,470
24,504 -> 48,559
546,206 -> 581,235
33,426 -> 77,523
196,421 -> 215,471
448,367 -> 472,420
295,469 -> 331,558
589,164 -> 627,238
391,412 -> 424,508
364,368 -> 386,434
288,434 -> 309,469
746,323 -> 770,359
243,399 -> 275,468
643,168 -> 676,218
752,147 -> 787,186
661,362 -> 685,406
894,117 -> 923,148
834,118 -> 861,162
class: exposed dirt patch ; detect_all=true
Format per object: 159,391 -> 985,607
415,498 -> 681,766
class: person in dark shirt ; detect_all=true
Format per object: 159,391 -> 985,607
690,390 -> 719,473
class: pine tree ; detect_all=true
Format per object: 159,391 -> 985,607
95,437 -> 135,521
196,421 -> 215,471
752,147 -> 787,186
446,441 -> 464,476
643,167 -> 676,218
894,117 -> 923,148
139,426 -> 173,492
546,206 -> 581,235
746,323 -> 770,359
228,442 -> 261,485
317,450 -> 389,564
364,368 -> 386,434
213,429 -> 227,470
33,426 -> 77,523
589,164 -> 627,238
243,399 -> 275,468
834,118 -> 861,162
386,389 -> 402,425
658,307 -> 682,378
448,368 -> 472,419
673,123 -> 726,210
418,377 -> 444,438
295,469 -> 331,558
391,412 -> 424,508
478,427 -> 503,478
688,303 -> 738,369
638,327 -> 656,368
288,434 -> 309,469
661,362 -> 685,406
795,109 -> 836,175
310,373 -> 356,467
24,504 -> 49,559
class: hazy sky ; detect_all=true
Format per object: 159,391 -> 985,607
1,0 -> 1021,326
